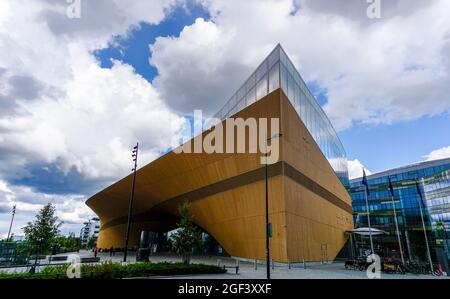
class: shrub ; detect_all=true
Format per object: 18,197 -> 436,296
0,261 -> 226,279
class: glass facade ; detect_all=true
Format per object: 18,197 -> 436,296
349,158 -> 450,263
213,45 -> 348,186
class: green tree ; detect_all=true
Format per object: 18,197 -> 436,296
53,233 -> 80,253
170,201 -> 202,264
87,235 -> 98,250
23,203 -> 62,255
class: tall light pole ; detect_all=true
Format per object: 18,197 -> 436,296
416,179 -> 433,273
7,205 -> 16,242
388,177 -> 405,265
362,168 -> 374,254
264,133 -> 282,280
123,142 -> 139,263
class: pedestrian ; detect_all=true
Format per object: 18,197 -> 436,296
109,246 -> 113,257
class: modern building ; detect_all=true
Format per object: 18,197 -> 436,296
86,44 -> 352,263
80,217 -> 100,247
349,158 -> 450,265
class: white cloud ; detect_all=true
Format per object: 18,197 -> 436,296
2,0 -> 450,236
0,0 -> 188,182
424,146 -> 450,161
347,159 -> 372,180
152,0 -> 450,128
0,179 -> 93,238
0,0 -> 189,236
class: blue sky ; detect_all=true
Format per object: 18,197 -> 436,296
2,0 -> 450,237
94,3 -> 210,82
94,3 -> 450,175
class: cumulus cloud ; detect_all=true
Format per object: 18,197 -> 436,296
152,0 -> 450,127
0,179 -> 93,238
424,146 -> 450,161
0,0 -> 188,236
2,0 -> 450,236
347,159 -> 372,180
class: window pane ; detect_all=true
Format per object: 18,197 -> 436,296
246,73 -> 256,93
287,74 -> 294,100
281,64 -> 287,92
256,75 -> 267,100
246,86 -> 256,106
268,46 -> 280,68
255,59 -> 268,82
268,63 -> 279,93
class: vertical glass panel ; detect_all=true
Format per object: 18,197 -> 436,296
268,46 -> 280,68
237,97 -> 245,112
238,85 -> 246,102
287,74 -> 294,101
255,59 -> 268,82
294,84 -> 301,115
300,91 -> 306,123
305,100 -> 311,132
281,64 -> 288,92
246,86 -> 256,106
239,96 -> 246,110
268,63 -> 279,93
280,47 -> 288,67
256,75 -> 268,100
230,94 -> 237,112
246,73 -> 256,94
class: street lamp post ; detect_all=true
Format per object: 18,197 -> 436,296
6,205 -> 16,242
123,142 -> 139,263
264,133 -> 282,280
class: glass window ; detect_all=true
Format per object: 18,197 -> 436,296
287,74 -> 294,100
294,86 -> 301,116
268,63 -> 279,93
280,48 -> 288,67
300,92 -> 306,123
256,75 -> 268,100
246,73 -> 256,94
268,46 -> 280,68
281,64 -> 288,92
255,59 -> 268,82
237,85 -> 246,103
246,86 -> 256,106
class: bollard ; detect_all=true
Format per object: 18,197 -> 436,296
288,258 -> 291,270
235,259 -> 240,274
303,258 -> 306,269
271,259 -> 274,270
254,259 -> 258,270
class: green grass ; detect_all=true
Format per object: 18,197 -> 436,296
0,261 -> 227,279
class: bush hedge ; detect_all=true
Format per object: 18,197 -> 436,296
0,261 -> 227,279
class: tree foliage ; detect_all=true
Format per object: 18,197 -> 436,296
23,203 -> 62,254
170,201 -> 202,264
87,235 -> 98,250
53,233 -> 80,253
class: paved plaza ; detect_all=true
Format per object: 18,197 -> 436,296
1,250 -> 448,279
